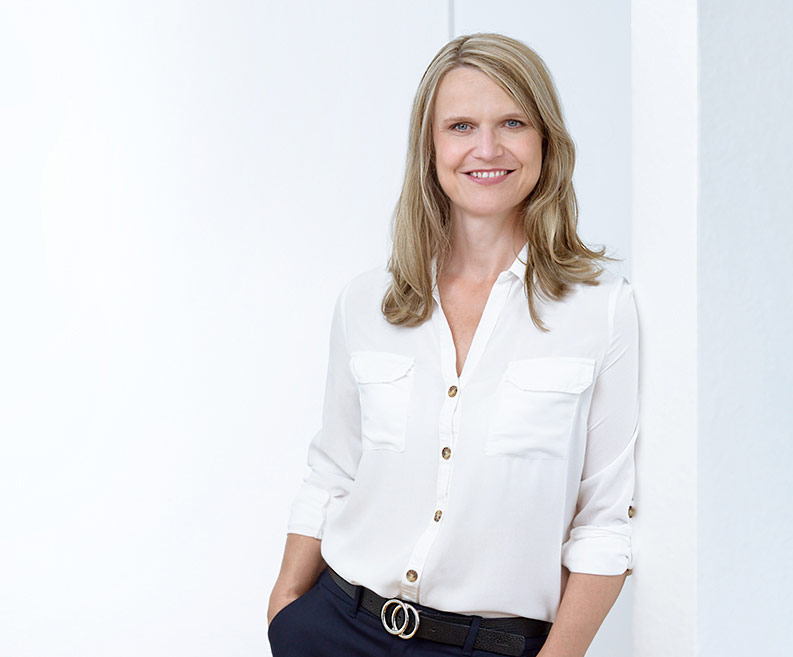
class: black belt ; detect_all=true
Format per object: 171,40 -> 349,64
327,567 -> 551,657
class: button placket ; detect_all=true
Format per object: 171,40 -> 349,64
400,299 -> 460,601
400,264 -> 517,602
401,385 -> 458,599
401,276 -> 514,602
437,322 -> 461,520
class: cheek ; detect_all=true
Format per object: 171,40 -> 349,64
435,166 -> 457,197
434,136 -> 462,170
528,139 -> 544,170
434,152 -> 459,189
520,146 -> 543,180
530,154 -> 543,176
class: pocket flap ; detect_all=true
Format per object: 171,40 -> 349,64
505,357 -> 595,393
350,351 -> 415,383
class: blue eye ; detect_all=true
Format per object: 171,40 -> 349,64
451,119 -> 526,132
451,120 -> 524,131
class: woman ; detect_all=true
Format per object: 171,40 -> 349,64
268,32 -> 639,657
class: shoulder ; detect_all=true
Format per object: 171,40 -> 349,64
586,269 -> 632,295
583,270 -> 638,338
597,270 -> 634,311
333,263 -> 392,315
561,268 -> 632,310
547,269 -> 635,337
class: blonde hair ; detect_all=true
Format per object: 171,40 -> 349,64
381,32 -> 618,332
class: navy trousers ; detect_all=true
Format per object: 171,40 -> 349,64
268,567 -> 547,657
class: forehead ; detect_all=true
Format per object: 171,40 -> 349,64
433,66 -> 523,117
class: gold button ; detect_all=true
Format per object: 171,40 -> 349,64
448,385 -> 458,397
441,447 -> 451,459
434,510 -> 442,522
628,506 -> 635,518
406,569 -> 418,582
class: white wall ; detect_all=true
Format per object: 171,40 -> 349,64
631,1 -> 699,655
0,2 -> 633,656
698,1 -> 793,655
631,1 -> 793,655
0,2 -> 447,655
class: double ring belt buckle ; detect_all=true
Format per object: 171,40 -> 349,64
381,598 -> 421,639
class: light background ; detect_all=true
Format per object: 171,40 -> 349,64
0,2 -> 632,656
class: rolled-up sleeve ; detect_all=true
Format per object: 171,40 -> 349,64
286,281 -> 362,539
561,276 -> 639,575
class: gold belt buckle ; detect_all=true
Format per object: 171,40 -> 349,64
380,598 -> 420,639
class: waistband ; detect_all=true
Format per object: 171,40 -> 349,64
325,566 -> 551,657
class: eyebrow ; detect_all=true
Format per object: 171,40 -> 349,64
441,113 -> 529,123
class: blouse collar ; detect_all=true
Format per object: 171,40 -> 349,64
431,241 -> 530,302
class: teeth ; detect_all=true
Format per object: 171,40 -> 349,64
469,170 -> 509,178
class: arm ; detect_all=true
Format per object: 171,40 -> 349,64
268,281 -> 362,621
537,571 -> 627,657
267,533 -> 326,625
546,277 -> 639,655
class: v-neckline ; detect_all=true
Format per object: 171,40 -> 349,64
432,272 -> 513,385
436,278 -> 498,379
429,242 -> 529,384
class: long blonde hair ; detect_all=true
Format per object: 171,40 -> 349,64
381,32 -> 618,332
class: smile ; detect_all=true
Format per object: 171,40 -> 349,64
464,169 -> 514,184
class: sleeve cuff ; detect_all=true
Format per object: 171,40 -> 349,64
561,526 -> 633,575
286,483 -> 331,540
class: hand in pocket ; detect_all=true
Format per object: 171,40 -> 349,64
267,591 -> 303,627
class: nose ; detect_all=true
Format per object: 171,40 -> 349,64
472,126 -> 504,160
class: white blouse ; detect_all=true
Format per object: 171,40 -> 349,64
285,241 -> 639,622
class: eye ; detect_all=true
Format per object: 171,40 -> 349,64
506,119 -> 525,128
451,122 -> 471,132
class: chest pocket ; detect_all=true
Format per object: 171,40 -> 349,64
349,351 -> 415,452
485,356 -> 596,459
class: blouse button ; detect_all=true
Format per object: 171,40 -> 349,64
406,569 -> 418,582
448,385 -> 458,397
434,510 -> 443,522
628,505 -> 635,518
441,447 -> 451,459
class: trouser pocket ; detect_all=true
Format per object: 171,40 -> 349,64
267,574 -> 324,651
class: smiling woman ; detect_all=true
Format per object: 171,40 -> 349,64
432,66 -> 544,222
268,32 -> 639,657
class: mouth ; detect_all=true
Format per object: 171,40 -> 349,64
463,169 -> 515,183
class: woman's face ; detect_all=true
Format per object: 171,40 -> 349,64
431,66 -> 543,224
